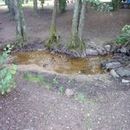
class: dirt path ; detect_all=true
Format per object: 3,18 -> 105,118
1,71 -> 130,130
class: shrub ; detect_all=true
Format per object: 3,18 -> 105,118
116,25 -> 130,45
0,44 -> 17,95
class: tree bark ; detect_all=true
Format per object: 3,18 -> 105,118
50,0 -> 58,36
6,0 -> 15,16
78,0 -> 86,41
47,0 -> 58,48
33,0 -> 38,12
14,0 -> 26,41
70,0 -> 86,50
71,0 -> 81,38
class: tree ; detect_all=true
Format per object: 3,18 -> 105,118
5,0 -> 15,16
46,0 -> 59,48
69,0 -> 110,50
70,0 -> 86,50
33,0 -> 38,12
13,0 -> 26,42
78,0 -> 87,41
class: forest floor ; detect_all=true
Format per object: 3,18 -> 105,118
0,4 -> 130,130
0,5 -> 130,47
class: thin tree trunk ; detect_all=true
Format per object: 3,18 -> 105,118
71,0 -> 81,38
50,0 -> 58,36
33,0 -> 38,12
20,2 -> 26,40
47,0 -> 58,48
14,0 -> 26,41
6,0 -> 15,16
78,0 -> 86,41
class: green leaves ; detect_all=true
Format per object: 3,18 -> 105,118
116,25 -> 130,45
86,0 -> 100,5
0,44 -> 17,95
85,0 -> 111,12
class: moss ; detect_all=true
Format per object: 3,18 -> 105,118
68,34 -> 86,51
46,26 -> 60,49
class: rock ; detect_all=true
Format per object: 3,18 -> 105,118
116,67 -> 130,77
110,44 -> 117,53
110,69 -> 120,78
101,61 -> 122,70
65,89 -> 74,97
86,49 -> 98,56
104,45 -> 111,52
122,79 -> 130,83
96,48 -> 107,55
120,47 -> 127,54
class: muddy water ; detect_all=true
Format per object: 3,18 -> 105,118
12,51 -> 111,75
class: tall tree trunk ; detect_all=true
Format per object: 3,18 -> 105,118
71,0 -> 81,38
50,0 -> 57,34
78,0 -> 86,41
70,0 -> 85,50
33,0 -> 38,12
46,0 -> 58,48
14,0 -> 26,42
6,0 -> 15,16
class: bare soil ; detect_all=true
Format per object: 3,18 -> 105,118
0,5 -> 130,47
1,71 -> 130,130
0,4 -> 130,130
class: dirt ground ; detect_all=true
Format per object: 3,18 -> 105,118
1,3 -> 130,130
0,5 -> 130,47
1,71 -> 130,130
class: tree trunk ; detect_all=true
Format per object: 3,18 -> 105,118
50,0 -> 57,33
33,0 -> 38,12
14,0 -> 26,42
71,0 -> 81,39
78,0 -> 86,41
6,0 -> 15,16
47,0 -> 58,48
68,0 -> 86,50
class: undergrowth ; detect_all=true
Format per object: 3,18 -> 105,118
116,25 -> 130,45
0,44 -> 17,95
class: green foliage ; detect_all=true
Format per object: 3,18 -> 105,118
59,0 -> 66,13
52,77 -> 59,84
59,85 -> 65,94
116,25 -> 130,45
23,73 -> 52,90
0,45 -> 17,95
39,0 -> 44,4
111,0 -> 121,11
24,73 -> 44,83
74,92 -> 86,103
87,0 -> 111,12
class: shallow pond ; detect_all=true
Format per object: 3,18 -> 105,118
12,51 -> 111,75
